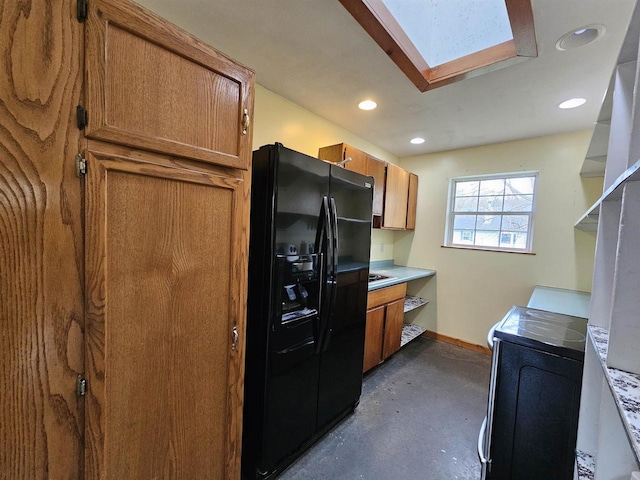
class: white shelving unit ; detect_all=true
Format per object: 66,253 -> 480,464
575,5 -> 640,478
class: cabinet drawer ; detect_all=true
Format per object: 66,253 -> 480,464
367,283 -> 407,310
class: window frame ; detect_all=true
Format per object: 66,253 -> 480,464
444,171 -> 538,253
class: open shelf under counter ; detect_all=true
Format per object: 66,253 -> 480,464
400,323 -> 427,347
575,159 -> 640,231
404,295 -> 428,313
588,325 -> 640,464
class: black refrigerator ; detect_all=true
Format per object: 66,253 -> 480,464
242,143 -> 373,480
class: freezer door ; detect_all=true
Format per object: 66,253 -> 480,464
316,166 -> 373,428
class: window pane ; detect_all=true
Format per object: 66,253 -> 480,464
476,215 -> 501,231
506,177 -> 535,195
502,215 -> 529,232
453,214 -> 477,230
453,230 -> 475,245
454,196 -> 478,212
476,231 -> 499,247
500,231 -> 528,249
503,194 -> 533,212
455,181 -> 480,197
478,195 -> 504,212
479,179 -> 505,196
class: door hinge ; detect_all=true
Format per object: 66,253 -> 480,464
77,0 -> 88,22
76,154 -> 87,178
242,109 -> 250,135
77,105 -> 88,130
76,374 -> 87,397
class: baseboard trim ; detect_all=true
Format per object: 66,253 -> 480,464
422,330 -> 491,356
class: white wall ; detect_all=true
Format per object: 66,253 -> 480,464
395,131 -> 602,346
252,84 -> 397,261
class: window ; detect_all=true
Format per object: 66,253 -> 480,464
445,172 -> 537,252
338,0 -> 537,91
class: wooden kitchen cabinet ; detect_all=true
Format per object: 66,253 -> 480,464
382,163 -> 410,229
406,173 -> 418,230
318,143 -> 385,216
1,0 -> 253,478
363,283 -> 407,372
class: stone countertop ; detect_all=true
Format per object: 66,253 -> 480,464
368,260 -> 436,291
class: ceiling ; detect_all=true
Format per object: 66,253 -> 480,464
134,0 -> 637,158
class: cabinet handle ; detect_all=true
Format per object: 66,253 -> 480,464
231,326 -> 239,351
242,109 -> 250,135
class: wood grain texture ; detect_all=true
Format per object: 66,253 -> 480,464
363,306 -> 385,372
406,173 -> 418,230
83,141 -> 250,479
367,156 -> 386,217
85,0 -> 255,170
367,283 -> 406,310
0,1 -> 84,478
422,330 -> 491,356
382,299 -> 404,359
382,163 -> 409,229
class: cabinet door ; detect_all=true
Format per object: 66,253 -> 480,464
382,163 -> 410,229
85,0 -> 254,169
364,306 -> 385,372
343,144 -> 368,175
382,299 -> 405,359
367,156 -> 386,217
406,173 -> 418,230
83,143 -> 249,480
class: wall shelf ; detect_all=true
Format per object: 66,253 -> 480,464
404,295 -> 429,313
588,325 -> 640,465
575,158 -> 640,230
400,323 -> 427,347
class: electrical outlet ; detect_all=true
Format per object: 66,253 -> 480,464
379,243 -> 384,253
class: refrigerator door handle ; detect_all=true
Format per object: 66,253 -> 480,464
314,196 -> 333,353
322,197 -> 340,352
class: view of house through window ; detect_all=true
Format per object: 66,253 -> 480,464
446,172 -> 537,252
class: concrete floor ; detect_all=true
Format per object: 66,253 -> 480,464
278,337 -> 492,480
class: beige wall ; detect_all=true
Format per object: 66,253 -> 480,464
395,131 -> 602,347
252,85 -> 602,347
252,84 -> 397,261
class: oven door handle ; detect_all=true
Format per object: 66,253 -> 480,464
478,416 -> 488,464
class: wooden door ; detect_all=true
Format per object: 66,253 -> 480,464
84,142 -> 249,479
1,1 -> 85,478
382,299 -> 405,359
363,306 -> 385,372
383,163 -> 409,229
406,173 -> 418,230
85,0 -> 254,169
343,144 -> 368,175
367,157 -> 386,217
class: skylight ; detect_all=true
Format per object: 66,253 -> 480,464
339,0 -> 537,91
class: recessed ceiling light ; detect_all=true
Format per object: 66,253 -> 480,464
556,24 -> 605,51
559,98 -> 587,109
358,99 -> 377,111
410,137 -> 425,145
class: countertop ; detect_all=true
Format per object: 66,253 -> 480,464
526,285 -> 591,319
368,260 -> 436,291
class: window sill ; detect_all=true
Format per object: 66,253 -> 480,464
441,245 -> 536,255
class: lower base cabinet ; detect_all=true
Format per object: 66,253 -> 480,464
363,283 -> 407,372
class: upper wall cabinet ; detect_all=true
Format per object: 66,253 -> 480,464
85,0 -> 254,169
318,143 -> 385,215
318,143 -> 418,230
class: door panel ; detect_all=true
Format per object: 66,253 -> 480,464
367,157 -> 386,217
84,143 -> 248,479
383,163 -> 409,229
382,299 -> 405,359
406,173 -> 418,230
85,0 -> 254,169
364,306 -> 385,372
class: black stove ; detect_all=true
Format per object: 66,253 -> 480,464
494,305 -> 587,361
